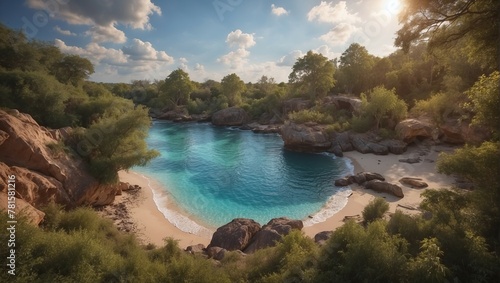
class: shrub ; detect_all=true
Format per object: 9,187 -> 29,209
288,109 -> 334,124
351,115 -> 373,133
362,197 -> 390,224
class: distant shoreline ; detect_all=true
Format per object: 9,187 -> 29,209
117,143 -> 456,249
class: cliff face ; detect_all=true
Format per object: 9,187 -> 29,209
0,110 -> 118,217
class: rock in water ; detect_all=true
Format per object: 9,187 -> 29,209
364,180 -> 404,198
208,218 -> 261,251
211,107 -> 248,126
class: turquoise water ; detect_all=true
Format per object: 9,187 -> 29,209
133,121 -> 353,235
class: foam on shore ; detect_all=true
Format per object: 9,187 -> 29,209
303,156 -> 355,226
128,171 -> 214,238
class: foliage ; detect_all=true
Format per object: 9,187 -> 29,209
407,238 -> 449,283
337,43 -> 375,95
362,197 -> 389,224
465,71 -> 500,134
221,73 -> 245,107
289,51 -> 335,100
52,55 -> 94,86
360,86 -> 408,130
160,69 -> 194,109
288,109 -> 334,124
350,115 -> 373,133
72,100 -> 159,183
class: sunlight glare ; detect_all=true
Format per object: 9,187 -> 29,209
385,0 -> 402,15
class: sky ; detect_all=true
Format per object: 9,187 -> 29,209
0,0 -> 403,83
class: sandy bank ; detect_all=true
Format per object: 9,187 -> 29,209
303,143 -> 456,238
118,171 -> 211,249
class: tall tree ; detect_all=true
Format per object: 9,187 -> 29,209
160,69 -> 194,109
338,43 -> 375,95
221,73 -> 245,107
53,55 -> 94,86
395,0 -> 500,71
288,51 -> 335,100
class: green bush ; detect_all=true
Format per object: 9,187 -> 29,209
351,115 -> 373,132
362,197 -> 390,224
288,109 -> 334,124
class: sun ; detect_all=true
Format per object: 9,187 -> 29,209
384,0 -> 403,15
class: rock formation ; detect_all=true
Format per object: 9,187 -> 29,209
211,107 -> 248,126
399,177 -> 428,188
0,192 -> 45,226
0,110 -> 119,214
244,217 -> 303,253
395,119 -> 435,143
280,122 -> 331,152
207,218 -> 261,251
364,180 -> 404,198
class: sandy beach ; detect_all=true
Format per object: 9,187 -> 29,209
117,142 -> 456,248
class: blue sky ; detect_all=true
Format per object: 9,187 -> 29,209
0,0 -> 402,83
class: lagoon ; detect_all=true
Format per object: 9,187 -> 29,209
133,121 -> 353,235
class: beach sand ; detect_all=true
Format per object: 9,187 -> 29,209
117,143 -> 456,249
118,171 -> 211,249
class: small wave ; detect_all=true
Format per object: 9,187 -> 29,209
130,172 -> 214,238
303,156 -> 355,226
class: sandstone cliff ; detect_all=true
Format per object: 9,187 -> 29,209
0,110 -> 118,222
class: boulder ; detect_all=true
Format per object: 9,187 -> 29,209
379,139 -> 407,154
282,98 -> 312,114
314,231 -> 333,245
244,217 -> 303,253
395,119 -> 434,143
206,246 -> 226,260
0,110 -> 118,208
368,142 -> 389,155
327,143 -> 343,157
0,130 -> 8,146
211,107 -> 248,126
186,244 -> 206,255
399,177 -> 428,188
350,134 -> 372,154
208,218 -> 261,251
280,122 -> 331,152
399,157 -> 421,164
0,192 -> 45,226
158,108 -> 190,121
364,180 -> 404,198
331,96 -> 362,114
439,119 -> 491,145
361,172 -> 385,182
334,177 -> 352,187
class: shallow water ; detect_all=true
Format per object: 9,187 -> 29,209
133,121 -> 352,234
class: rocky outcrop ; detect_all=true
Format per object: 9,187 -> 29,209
314,231 -> 333,245
396,119 -> 435,143
208,218 -> 261,251
280,122 -> 331,152
334,172 -> 385,187
330,96 -> 362,114
399,177 -> 428,188
212,107 -> 248,126
365,180 -> 404,198
379,139 -> 407,155
0,192 -> 45,225
439,118 -> 490,145
244,217 -> 303,253
0,110 -> 118,209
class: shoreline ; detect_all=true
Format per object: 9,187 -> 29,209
116,143 -> 456,249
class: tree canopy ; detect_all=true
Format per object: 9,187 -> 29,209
288,51 -> 335,100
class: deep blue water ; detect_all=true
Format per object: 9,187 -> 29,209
133,121 -> 352,234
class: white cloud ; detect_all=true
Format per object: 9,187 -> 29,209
85,25 -> 127,43
194,63 -> 205,72
319,23 -> 359,46
314,45 -> 341,60
178,57 -> 189,71
122,39 -> 174,63
53,26 -> 76,36
307,1 -> 360,24
26,0 -> 161,43
271,4 -> 289,16
226,29 -> 256,49
217,48 -> 250,69
277,50 -> 304,66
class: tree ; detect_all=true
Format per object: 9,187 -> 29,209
362,197 -> 390,224
221,73 -> 245,107
361,86 -> 408,130
407,238 -> 449,283
338,43 -> 375,94
160,69 -> 194,109
395,0 -> 499,71
76,100 -> 159,183
465,71 -> 500,134
288,51 -> 335,100
53,55 -> 94,86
